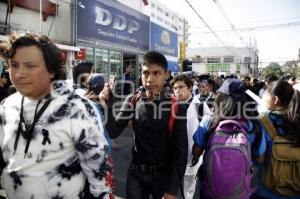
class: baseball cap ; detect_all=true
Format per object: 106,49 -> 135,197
217,79 -> 246,101
87,73 -> 106,95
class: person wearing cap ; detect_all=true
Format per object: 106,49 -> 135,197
191,78 -> 266,199
0,32 -> 112,199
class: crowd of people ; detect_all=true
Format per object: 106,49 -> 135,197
0,32 -> 299,199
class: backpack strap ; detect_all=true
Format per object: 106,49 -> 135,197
130,91 -> 141,109
260,114 -> 278,140
168,96 -> 178,136
130,92 -> 178,136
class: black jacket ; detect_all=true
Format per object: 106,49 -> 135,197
105,88 -> 188,195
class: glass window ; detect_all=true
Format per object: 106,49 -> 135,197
207,57 -> 221,63
224,56 -> 234,63
95,48 -> 109,74
244,57 -> 251,67
192,57 -> 203,63
109,50 -> 122,76
80,46 -> 93,63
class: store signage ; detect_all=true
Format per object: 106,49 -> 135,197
150,22 -> 178,57
77,0 -> 150,51
75,48 -> 86,60
95,6 -> 139,34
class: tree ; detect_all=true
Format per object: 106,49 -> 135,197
283,60 -> 300,78
261,62 -> 284,77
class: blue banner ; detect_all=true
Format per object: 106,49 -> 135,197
77,0 -> 150,51
150,22 -> 178,57
167,60 -> 180,72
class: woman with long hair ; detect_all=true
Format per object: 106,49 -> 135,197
254,80 -> 300,199
192,79 -> 265,199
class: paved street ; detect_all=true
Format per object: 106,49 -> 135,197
111,127 -> 200,199
111,127 -> 134,199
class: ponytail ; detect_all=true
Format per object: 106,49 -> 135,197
267,80 -> 300,146
286,89 -> 300,146
287,89 -> 299,122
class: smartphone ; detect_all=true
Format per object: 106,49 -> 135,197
108,75 -> 116,90
107,75 -> 116,104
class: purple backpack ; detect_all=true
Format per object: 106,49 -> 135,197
203,120 -> 255,199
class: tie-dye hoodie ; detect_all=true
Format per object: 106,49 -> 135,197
0,81 -> 112,199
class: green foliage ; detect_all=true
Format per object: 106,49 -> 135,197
261,62 -> 284,77
282,60 -> 300,78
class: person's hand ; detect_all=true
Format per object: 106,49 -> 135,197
190,156 -> 199,167
162,193 -> 176,199
0,77 -> 7,87
99,83 -> 110,106
84,90 -> 97,101
0,78 -> 7,84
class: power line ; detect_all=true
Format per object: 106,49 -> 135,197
190,21 -> 300,35
212,0 -> 249,48
183,0 -> 241,57
193,16 -> 300,29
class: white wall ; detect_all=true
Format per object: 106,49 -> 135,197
230,64 -> 236,74
116,0 -> 146,13
192,63 -> 206,74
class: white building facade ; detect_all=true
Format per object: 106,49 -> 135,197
116,0 -> 190,45
187,46 -> 259,77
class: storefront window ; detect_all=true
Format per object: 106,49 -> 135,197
109,50 -> 122,76
95,48 -> 109,74
80,46 -> 93,63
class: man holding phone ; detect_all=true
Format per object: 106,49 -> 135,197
99,51 -> 188,199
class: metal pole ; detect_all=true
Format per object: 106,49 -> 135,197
40,0 -> 42,33
73,0 -> 77,46
182,19 -> 186,72
55,0 -> 58,39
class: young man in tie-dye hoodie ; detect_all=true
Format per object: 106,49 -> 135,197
0,32 -> 112,199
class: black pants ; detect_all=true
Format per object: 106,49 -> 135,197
250,193 -> 271,199
126,162 -> 170,199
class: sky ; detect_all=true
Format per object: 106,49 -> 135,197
157,0 -> 300,67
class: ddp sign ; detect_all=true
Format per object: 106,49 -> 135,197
77,0 -> 150,51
